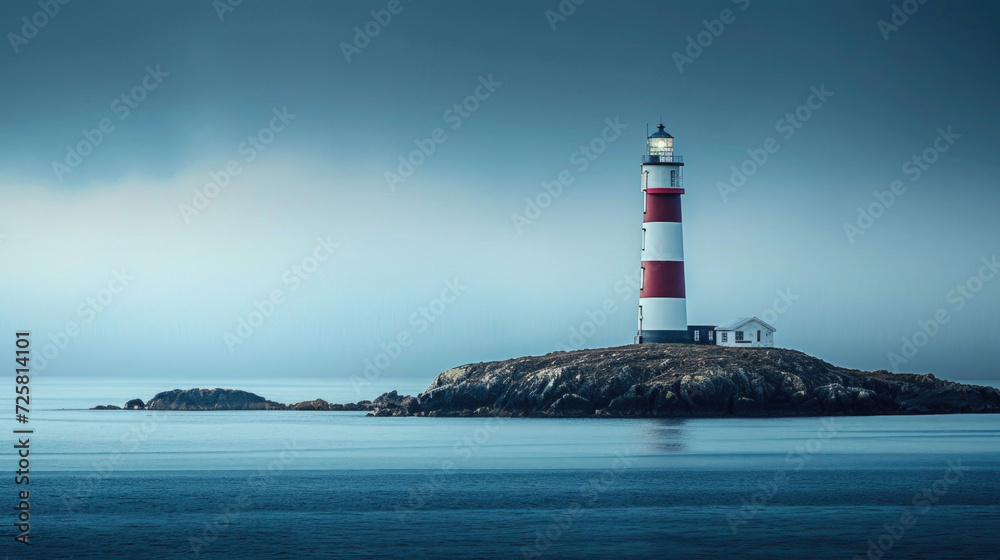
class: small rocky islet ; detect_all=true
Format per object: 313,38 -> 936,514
93,344 -> 1000,418
92,388 -> 372,412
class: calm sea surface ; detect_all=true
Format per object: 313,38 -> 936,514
2,379 -> 999,558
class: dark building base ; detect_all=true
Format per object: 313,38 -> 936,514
637,330 -> 690,344
688,325 -> 718,345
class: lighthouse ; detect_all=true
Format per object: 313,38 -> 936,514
637,124 -> 688,344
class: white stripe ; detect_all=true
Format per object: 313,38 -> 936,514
638,297 -> 688,331
641,221 -> 684,262
642,164 -> 682,189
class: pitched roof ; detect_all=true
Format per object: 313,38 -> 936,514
714,317 -> 776,332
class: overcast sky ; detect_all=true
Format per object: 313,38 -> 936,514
1,0 -> 998,394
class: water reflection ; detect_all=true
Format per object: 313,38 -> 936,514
642,418 -> 689,453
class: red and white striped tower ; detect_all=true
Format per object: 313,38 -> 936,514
637,124 -> 688,344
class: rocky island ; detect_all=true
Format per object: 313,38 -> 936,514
94,345 -> 1000,417
367,344 -> 1000,417
93,388 -> 372,411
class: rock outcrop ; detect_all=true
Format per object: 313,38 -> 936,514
92,389 -> 373,411
331,400 -> 373,412
368,344 -> 1000,417
290,398 -> 373,411
370,391 -> 421,416
124,399 -> 145,410
145,388 -> 286,410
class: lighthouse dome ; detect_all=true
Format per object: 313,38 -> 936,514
649,124 -> 673,139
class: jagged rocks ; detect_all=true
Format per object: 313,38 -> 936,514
368,390 -> 420,416
368,344 -> 1000,418
292,399 -> 330,411
551,393 -> 593,416
331,400 -> 373,411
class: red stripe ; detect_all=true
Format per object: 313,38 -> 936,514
641,260 -> 686,298
643,193 -> 682,223
645,188 -> 685,194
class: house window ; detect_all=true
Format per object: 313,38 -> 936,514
735,331 -> 744,342
721,332 -> 728,343
694,330 -> 700,342
709,331 -> 714,341
757,330 -> 761,342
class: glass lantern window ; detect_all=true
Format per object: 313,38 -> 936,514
647,137 -> 673,155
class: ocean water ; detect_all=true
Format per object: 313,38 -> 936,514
2,406 -> 999,559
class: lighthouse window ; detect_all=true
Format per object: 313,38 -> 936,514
641,228 -> 646,250
670,170 -> 676,187
640,267 -> 644,290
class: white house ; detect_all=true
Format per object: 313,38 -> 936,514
714,317 -> 775,348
